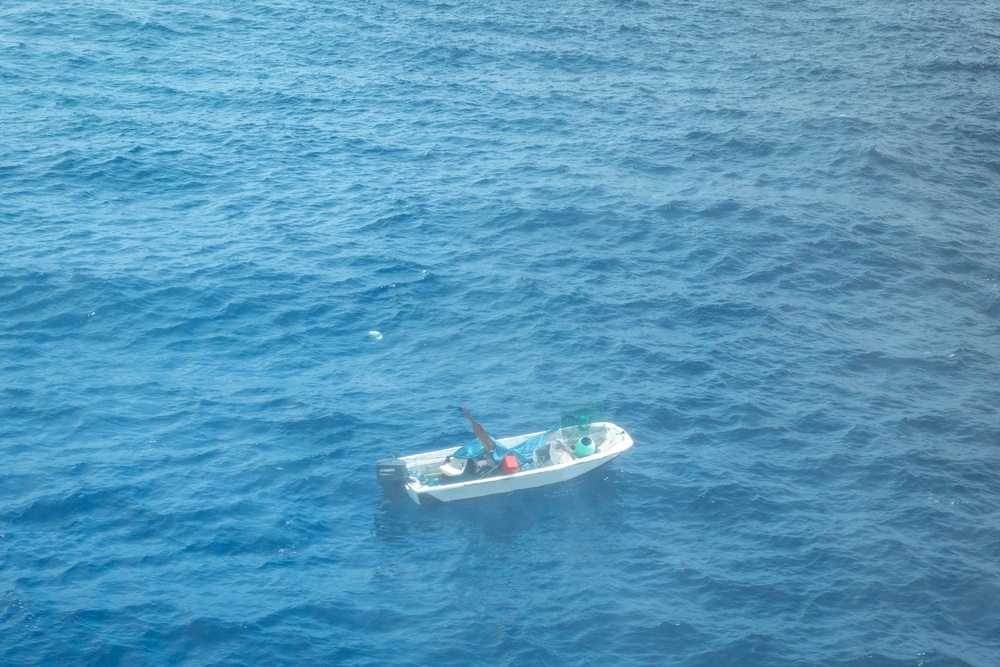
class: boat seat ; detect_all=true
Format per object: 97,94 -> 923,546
440,458 -> 468,477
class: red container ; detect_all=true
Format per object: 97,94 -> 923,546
501,454 -> 519,475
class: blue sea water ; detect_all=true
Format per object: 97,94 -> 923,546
2,0 -> 999,664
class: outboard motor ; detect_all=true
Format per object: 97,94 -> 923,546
375,458 -> 409,491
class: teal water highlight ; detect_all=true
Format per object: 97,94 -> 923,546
2,0 -> 999,665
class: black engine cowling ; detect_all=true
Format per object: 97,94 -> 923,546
375,459 -> 409,490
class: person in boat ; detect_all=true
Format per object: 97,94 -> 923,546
461,406 -> 496,454
447,406 -> 557,478
442,407 -> 500,479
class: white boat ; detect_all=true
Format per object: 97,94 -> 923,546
376,410 -> 632,505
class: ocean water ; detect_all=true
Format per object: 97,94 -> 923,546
2,0 -> 999,664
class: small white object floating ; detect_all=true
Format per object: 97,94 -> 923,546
368,330 -> 383,340
376,405 -> 632,505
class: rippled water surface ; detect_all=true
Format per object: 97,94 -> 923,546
2,0 -> 999,665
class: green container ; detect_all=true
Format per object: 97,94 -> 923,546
574,436 -> 596,458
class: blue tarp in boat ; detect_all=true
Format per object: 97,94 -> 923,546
450,426 -> 558,464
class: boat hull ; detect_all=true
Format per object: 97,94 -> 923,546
398,421 -> 632,505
